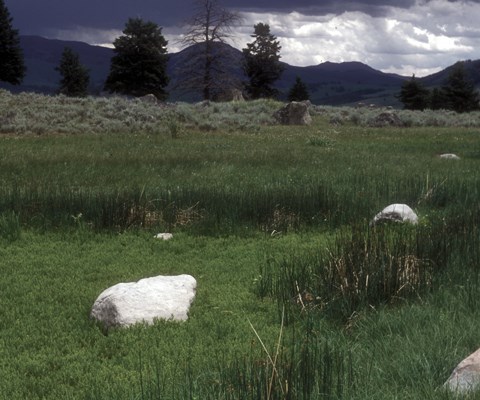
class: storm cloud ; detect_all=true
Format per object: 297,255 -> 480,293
5,0 -> 480,76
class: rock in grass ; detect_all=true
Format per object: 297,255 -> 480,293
439,153 -> 461,160
154,232 -> 173,240
273,101 -> 312,125
444,348 -> 480,394
91,275 -> 196,330
369,111 -> 404,127
371,204 -> 418,226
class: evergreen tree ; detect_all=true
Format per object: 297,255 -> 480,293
243,23 -> 284,99
0,0 -> 25,85
288,76 -> 310,102
429,87 -> 449,110
442,62 -> 479,113
56,47 -> 90,97
105,18 -> 169,100
398,74 -> 429,110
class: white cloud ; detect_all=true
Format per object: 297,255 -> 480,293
236,0 -> 480,76
49,0 -> 480,77
47,26 -> 121,47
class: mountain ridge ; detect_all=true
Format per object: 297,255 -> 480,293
1,35 -> 477,106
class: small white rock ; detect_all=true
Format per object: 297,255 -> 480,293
154,233 -> 173,240
439,153 -> 461,160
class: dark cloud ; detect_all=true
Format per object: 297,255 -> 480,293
5,0 -> 188,34
5,0 -> 480,76
226,0 -> 417,17
6,0 -> 420,35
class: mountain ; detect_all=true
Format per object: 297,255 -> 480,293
1,36 -> 113,94
278,61 -> 406,106
419,59 -> 480,88
0,35 -> 420,106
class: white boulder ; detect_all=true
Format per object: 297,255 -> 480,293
91,274 -> 196,329
439,153 -> 461,160
154,232 -> 173,240
371,204 -> 418,226
444,347 -> 480,394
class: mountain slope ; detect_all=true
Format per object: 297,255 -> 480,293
419,59 -> 480,87
1,35 -> 410,105
0,36 -> 113,94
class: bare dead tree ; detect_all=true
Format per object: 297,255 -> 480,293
177,0 -> 243,100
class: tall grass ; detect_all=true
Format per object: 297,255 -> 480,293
0,211 -> 21,241
1,91 -> 480,399
256,204 -> 480,322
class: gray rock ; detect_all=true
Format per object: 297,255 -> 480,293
371,204 -> 418,226
214,88 -> 245,102
274,102 -> 312,125
138,94 -> 158,104
91,274 -> 196,330
369,112 -> 403,127
444,348 -> 480,394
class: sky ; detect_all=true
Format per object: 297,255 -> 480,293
5,0 -> 480,77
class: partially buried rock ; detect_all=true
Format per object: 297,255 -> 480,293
439,153 -> 461,160
273,101 -> 312,125
154,232 -> 173,240
371,204 -> 418,226
369,111 -> 403,127
91,274 -> 197,330
444,347 -> 480,394
138,94 -> 158,104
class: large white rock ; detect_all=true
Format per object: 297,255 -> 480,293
371,204 -> 418,226
444,348 -> 480,394
91,274 -> 196,329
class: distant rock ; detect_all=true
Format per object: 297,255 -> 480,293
91,274 -> 196,330
154,233 -> 173,240
369,111 -> 404,127
138,94 -> 158,104
444,347 -> 480,394
439,153 -> 461,160
371,204 -> 418,226
274,102 -> 312,125
195,100 -> 211,108
213,88 -> 245,102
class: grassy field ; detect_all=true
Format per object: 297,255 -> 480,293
0,91 -> 480,399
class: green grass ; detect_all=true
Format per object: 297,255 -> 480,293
0,92 -> 479,399
1,230 -> 479,399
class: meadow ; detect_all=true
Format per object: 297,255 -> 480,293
0,90 -> 479,399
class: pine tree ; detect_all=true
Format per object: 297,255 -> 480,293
288,76 -> 310,102
243,23 -> 284,99
429,87 -> 449,110
56,47 -> 90,97
442,62 -> 479,113
0,0 -> 26,85
398,74 -> 429,110
105,18 -> 169,100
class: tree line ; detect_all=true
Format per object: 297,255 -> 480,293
0,0 -> 310,102
398,64 -> 480,113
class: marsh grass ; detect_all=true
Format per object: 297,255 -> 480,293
257,208 -> 479,323
0,211 -> 21,241
0,91 -> 480,399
